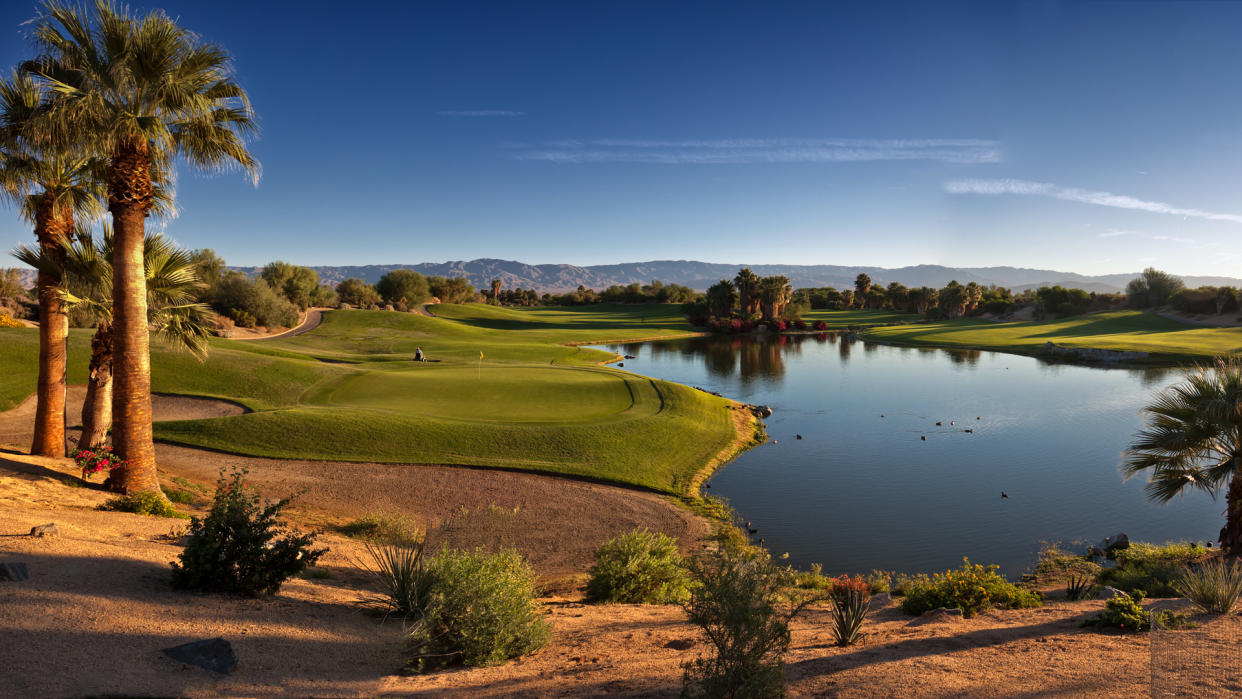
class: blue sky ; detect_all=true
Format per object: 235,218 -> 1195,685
3,0 -> 1242,275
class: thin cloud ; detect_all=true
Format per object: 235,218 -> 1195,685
945,178 -> 1242,224
514,138 -> 1001,164
1097,230 -> 1133,238
438,110 -> 525,117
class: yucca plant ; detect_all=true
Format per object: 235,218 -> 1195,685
1065,574 -> 1096,602
1174,558 -> 1242,614
828,575 -> 871,646
361,539 -> 431,618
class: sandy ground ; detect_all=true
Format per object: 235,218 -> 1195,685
1157,309 -> 1242,328
2,452 -> 1235,698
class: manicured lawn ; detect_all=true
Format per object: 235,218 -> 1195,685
0,304 -> 735,494
862,310 -> 1242,360
801,309 -> 921,328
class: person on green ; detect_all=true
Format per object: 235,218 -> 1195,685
414,347 -> 425,362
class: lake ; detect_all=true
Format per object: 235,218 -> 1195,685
596,333 -> 1222,577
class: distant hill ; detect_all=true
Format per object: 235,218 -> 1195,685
226,259 -> 1242,295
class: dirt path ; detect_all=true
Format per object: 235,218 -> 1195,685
227,307 -> 327,340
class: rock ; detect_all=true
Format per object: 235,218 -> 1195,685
624,354 -> 637,359
0,562 -> 29,582
1041,341 -> 1148,363
869,592 -> 892,607
1100,532 -> 1130,553
1099,586 -> 1128,600
161,638 -> 238,675
617,363 -> 624,367
28,523 -> 58,538
755,405 -> 773,418
664,638 -> 695,651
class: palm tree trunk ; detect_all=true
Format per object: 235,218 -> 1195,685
30,195 -> 71,458
79,323 -> 113,450
103,141 -> 161,495
1221,466 -> 1242,554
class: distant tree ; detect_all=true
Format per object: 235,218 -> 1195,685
490,278 -> 502,304
1127,268 -> 1185,308
214,273 -> 300,327
376,270 -> 429,306
964,282 -> 983,315
735,268 -> 761,317
336,277 -> 383,307
261,261 -> 320,309
1036,285 -> 1090,317
939,281 -> 965,317
1218,287 -> 1239,315
839,289 -> 855,308
189,249 -> 227,292
706,279 -> 737,318
1124,358 -> 1242,553
854,274 -> 872,308
885,282 -> 909,311
907,286 -> 937,315
427,275 -> 474,303
0,268 -> 25,302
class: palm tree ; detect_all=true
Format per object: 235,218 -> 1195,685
1124,358 -> 1242,553
758,276 -> 792,322
490,279 -> 502,304
706,279 -> 736,318
734,268 -> 761,317
0,69 -> 104,457
29,1 -> 258,494
17,226 -> 212,452
854,274 -> 871,308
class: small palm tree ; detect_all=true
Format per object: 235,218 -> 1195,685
1124,358 -> 1242,553
0,69 -> 105,457
734,268 -> 761,317
28,0 -> 258,493
15,226 -> 212,452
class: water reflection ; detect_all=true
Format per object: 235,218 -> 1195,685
597,335 -> 1218,576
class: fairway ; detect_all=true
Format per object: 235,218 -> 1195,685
862,310 -> 1242,360
0,304 -> 741,494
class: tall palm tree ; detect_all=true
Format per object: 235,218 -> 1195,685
759,275 -> 792,322
854,274 -> 872,309
0,69 -> 104,457
706,279 -> 736,318
29,1 -> 258,494
1124,358 -> 1242,553
16,226 -> 212,451
734,268 -> 761,317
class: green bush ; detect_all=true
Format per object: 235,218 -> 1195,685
1081,590 -> 1187,632
170,468 -> 325,596
100,490 -> 189,519
1099,542 -> 1208,597
586,529 -> 691,604
1031,543 -> 1102,582
405,548 -> 549,672
163,487 -> 198,505
362,540 -> 431,617
339,511 -> 422,547
681,549 -> 814,698
899,559 -> 1041,618
1174,558 -> 1242,614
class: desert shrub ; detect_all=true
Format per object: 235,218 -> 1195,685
362,539 -> 431,617
1081,590 -> 1187,632
828,575 -> 870,647
793,563 -> 831,591
586,529 -> 691,604
681,549 -> 813,698
1099,542 -> 1208,597
170,468 -> 325,596
1174,558 -> 1242,614
163,487 -> 198,505
229,308 -> 257,328
340,511 -> 423,547
1065,574 -> 1097,601
100,490 -> 188,519
899,559 -> 1041,618
405,547 -> 549,672
1031,543 -> 1102,582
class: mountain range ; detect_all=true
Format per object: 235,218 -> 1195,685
227,259 -> 1242,295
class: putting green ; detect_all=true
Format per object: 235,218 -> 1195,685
311,364 -> 656,423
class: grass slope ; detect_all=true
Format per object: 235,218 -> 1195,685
862,310 -> 1242,360
0,304 -> 732,494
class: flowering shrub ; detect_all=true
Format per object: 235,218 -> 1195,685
793,319 -> 807,331
72,447 -> 126,480
813,320 -> 829,331
770,319 -> 787,332
899,558 -> 1041,617
0,313 -> 23,329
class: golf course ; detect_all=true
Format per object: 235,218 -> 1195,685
861,309 -> 1242,360
0,303 -> 748,494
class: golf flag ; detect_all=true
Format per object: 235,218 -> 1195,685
478,350 -> 483,378
479,351 -> 484,359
